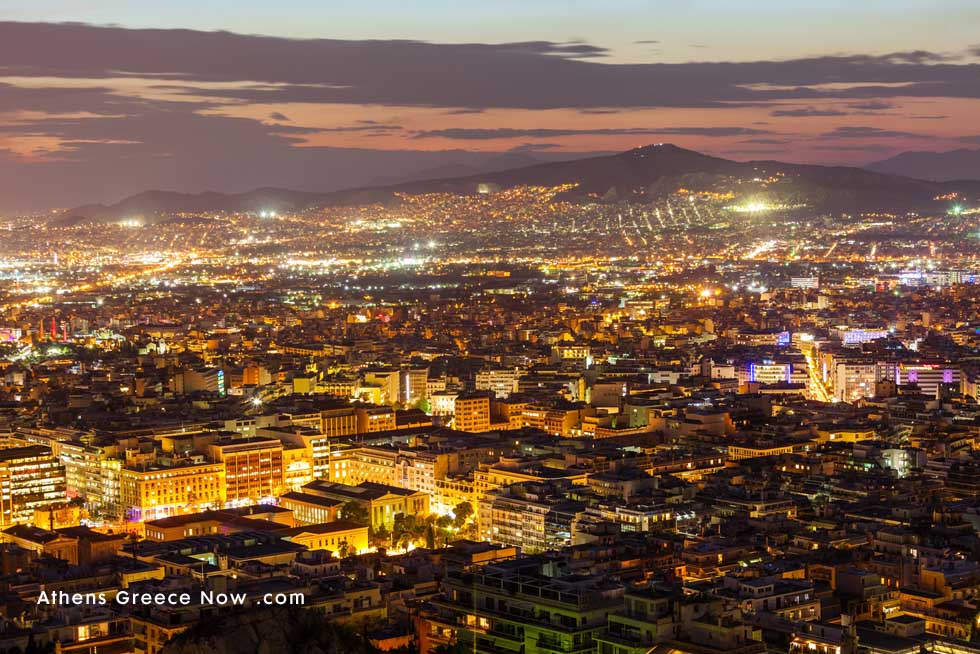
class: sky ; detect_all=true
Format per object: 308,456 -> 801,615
1,1 -> 979,212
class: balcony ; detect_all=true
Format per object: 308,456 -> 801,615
535,639 -> 596,654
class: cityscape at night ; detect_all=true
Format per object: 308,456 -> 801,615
2,3 -> 980,654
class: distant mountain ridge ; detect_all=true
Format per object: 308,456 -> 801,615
866,148 -> 980,182
65,144 -> 980,222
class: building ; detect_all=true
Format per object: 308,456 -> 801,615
475,368 -> 521,399
286,480 -> 429,530
791,277 -> 820,289
401,367 -> 429,406
207,437 -> 284,505
423,558 -> 623,654
0,445 -> 67,526
478,480 -> 584,553
1,524 -> 79,563
355,405 -> 397,434
362,369 -> 400,405
279,520 -> 369,555
174,367 -> 226,395
279,491 -> 343,525
142,506 -> 294,541
119,460 -> 225,522
429,391 -> 459,417
453,393 -> 491,433
833,362 -> 878,402
319,405 -> 358,438
264,425 -> 335,482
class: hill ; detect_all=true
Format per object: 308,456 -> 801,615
64,144 -> 979,222
866,148 -> 980,182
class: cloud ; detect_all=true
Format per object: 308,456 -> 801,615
3,23 -> 980,111
958,135 -> 980,144
741,137 -> 794,144
770,107 -> 848,117
724,148 -> 787,156
508,142 -> 563,152
634,40 -> 660,45
412,127 -> 771,140
811,144 -> 897,153
846,100 -> 895,111
879,50 -> 954,64
817,126 -> 931,139
318,123 -> 403,133
0,21 -> 976,211
540,41 -> 608,58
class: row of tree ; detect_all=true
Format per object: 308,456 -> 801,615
338,500 -> 476,553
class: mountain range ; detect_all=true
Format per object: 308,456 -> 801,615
65,144 -> 980,222
866,148 -> 980,182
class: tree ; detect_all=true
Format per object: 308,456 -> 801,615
435,515 -> 454,547
339,501 -> 369,527
392,513 -> 427,550
369,524 -> 390,550
452,501 -> 473,529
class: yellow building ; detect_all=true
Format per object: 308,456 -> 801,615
814,424 -> 877,443
289,480 -> 429,531
728,442 -> 803,461
491,398 -> 528,430
453,393 -> 491,433
260,425 -> 344,482
119,461 -> 225,522
33,503 -> 85,530
282,444 -> 314,491
355,405 -> 396,433
0,445 -> 67,527
320,405 -> 358,437
280,491 -> 342,525
207,437 -> 284,505
433,476 -> 475,516
280,520 -> 369,554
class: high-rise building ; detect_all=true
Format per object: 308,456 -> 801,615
453,393 -> 491,433
208,437 -> 284,505
0,446 -> 67,527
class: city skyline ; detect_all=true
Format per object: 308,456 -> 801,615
4,6 -> 980,654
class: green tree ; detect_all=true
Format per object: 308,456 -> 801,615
339,501 -> 369,527
369,523 -> 390,550
452,501 -> 473,529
